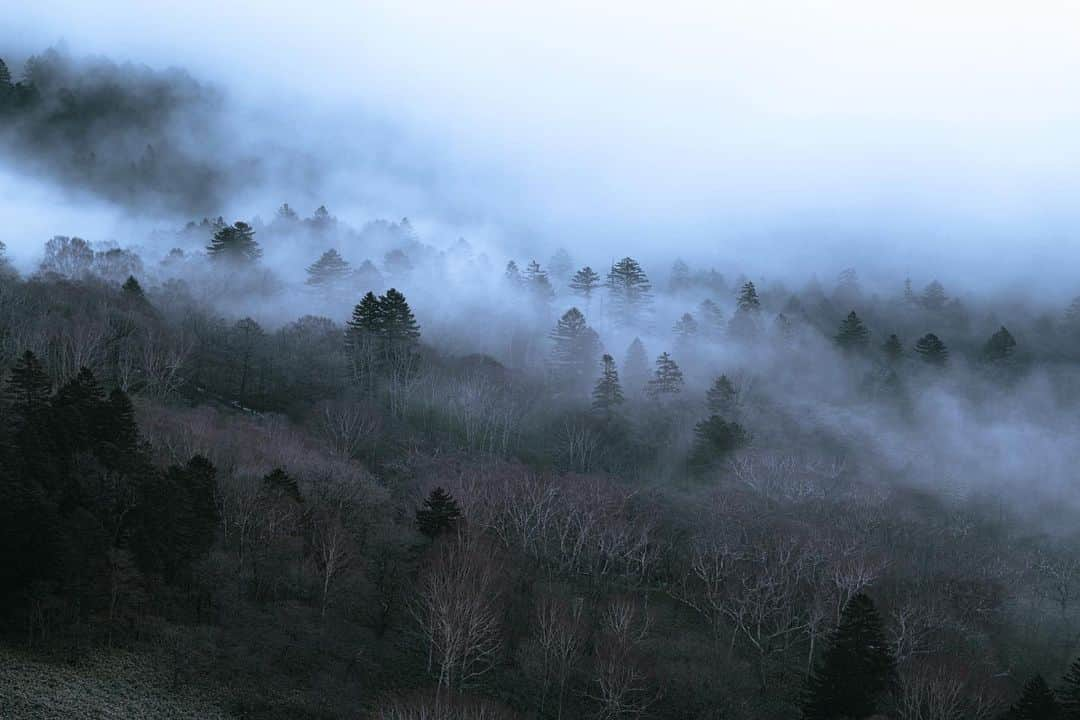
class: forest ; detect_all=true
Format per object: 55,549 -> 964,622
5,46 -> 1080,720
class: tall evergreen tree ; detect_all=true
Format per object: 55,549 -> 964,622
569,266 -> 602,301
347,291 -> 384,340
922,280 -> 948,311
524,260 -> 555,302
623,337 -> 650,395
736,281 -> 761,313
206,221 -> 261,263
415,487 -> 462,538
729,281 -> 762,339
592,354 -> 624,413
669,259 -> 691,293
646,352 -> 684,398
548,308 -> 601,386
690,415 -> 749,472
983,325 -> 1017,363
698,299 -> 725,338
1004,675 -> 1061,720
802,594 -> 895,720
706,374 -> 739,416
121,275 -> 144,298
379,288 -> 421,348
835,311 -> 870,351
914,333 -> 949,366
606,257 -> 652,326
306,249 -> 351,286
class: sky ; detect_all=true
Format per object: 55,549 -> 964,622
5,1 -> 1080,288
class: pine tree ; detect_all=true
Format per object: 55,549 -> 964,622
53,367 -> 106,450
524,260 -> 555,302
623,338 -> 650,394
379,288 -> 421,348
121,275 -> 144,298
914,333 -> 949,366
607,257 -> 652,326
569,266 -> 602,300
263,467 -> 303,504
276,203 -> 299,222
206,221 -> 261,263
774,312 -> 794,341
383,249 -> 412,279
346,291 -> 384,348
669,259 -> 691,293
549,308 -> 601,386
835,311 -> 870,351
922,280 -> 948,311
690,415 -> 749,472
673,313 -> 698,340
646,352 -> 684,398
306,249 -> 351,286
983,326 -> 1016,363
415,487 -> 462,538
736,281 -> 761,313
1059,656 -> 1080,718
1004,675 -> 1061,720
882,334 -> 903,363
802,594 -> 895,720
592,354 -> 624,413
706,374 -> 739,416
698,299 -> 725,338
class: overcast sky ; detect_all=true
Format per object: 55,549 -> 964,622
5,1 -> 1080,289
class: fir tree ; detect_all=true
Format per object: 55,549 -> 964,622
1065,297 -> 1080,331
690,415 -> 749,472
922,280 -> 948,311
1059,656 -> 1080,719
346,291 -> 384,347
306,249 -> 351,286
569,266 -> 602,301
774,312 -> 794,341
592,354 -> 624,413
623,337 -> 650,394
606,257 -> 652,326
121,275 -> 144,298
802,594 -> 895,720
103,388 -> 140,461
415,487 -> 462,538
1004,675 -> 1061,720
206,221 -> 261,263
736,281 -> 761,313
881,334 -> 903,363
914,333 -> 949,366
706,374 -> 739,416
835,311 -> 870,351
646,352 -> 684,398
379,288 -> 421,347
673,313 -> 698,340
983,325 -> 1016,363
276,203 -> 299,222
669,259 -> 691,293
263,467 -> 303,504
549,308 -> 601,386
698,299 -> 725,337
729,281 -> 762,339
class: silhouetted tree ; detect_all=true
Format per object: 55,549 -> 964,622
592,354 -> 624,414
646,352 -> 684,398
736,281 -> 761,313
706,374 -> 739,416
569,266 -> 601,301
983,326 -> 1017,363
549,308 -> 601,387
378,288 -> 421,348
669,259 -> 691,293
206,221 -> 261,263
922,280 -> 948,311
835,311 -> 870,351
505,260 -> 522,287
306,249 -> 351,286
914,333 -> 949,366
690,415 -> 749,472
524,260 -> 555,302
698,299 -> 725,338
802,594 -> 894,720
607,257 -> 652,326
416,487 -> 462,538
623,337 -> 650,395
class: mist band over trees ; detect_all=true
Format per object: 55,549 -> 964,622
5,6 -> 1080,718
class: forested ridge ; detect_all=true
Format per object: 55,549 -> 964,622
6,50 -> 1080,720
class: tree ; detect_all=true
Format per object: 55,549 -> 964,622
1003,675 -> 1061,720
914,333 -> 948,366
736,281 -> 761,313
383,249 -> 412,279
505,260 -> 522,287
206,221 -> 261,263
802,593 -> 895,720
549,248 -> 573,280
729,281 -> 762,339
690,415 -> 749,472
569,266 -> 602,301
416,487 -> 463,538
882,334 -> 903,363
834,268 -> 861,304
623,338 -> 650,395
922,280 -> 948,311
698,299 -> 724,338
669,259 -> 691,293
524,260 -> 555,302
549,308 -> 601,387
592,354 -> 624,414
646,352 -> 684,398
983,326 -> 1016,363
306,249 -> 351,286
1059,656 -> 1080,718
606,257 -> 652,326
40,235 -> 94,278
379,288 -> 421,348
120,275 -> 144,299
673,313 -> 698,345
347,291 -> 384,341
706,374 -> 739,416
835,311 -> 870,351
275,202 -> 298,222
903,278 -> 918,307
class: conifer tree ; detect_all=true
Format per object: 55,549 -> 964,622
569,266 -> 602,301
673,313 -> 698,340
276,203 -> 299,222
774,313 -> 794,341
103,388 -> 140,461
121,275 -> 144,298
914,333 -> 948,366
415,487 -> 462,538
736,281 -> 761,313
1004,675 -> 1061,720
346,291 -> 384,348
834,268 -> 861,303
548,308 -> 601,386
606,257 -> 652,326
383,249 -> 412,279
306,249 -> 351,286
53,367 -> 106,451
592,354 -> 624,413
881,334 -> 904,364
669,259 -> 691,293
802,594 -> 894,720
206,221 -> 261,263
263,467 -> 303,504
729,281 -> 762,339
835,311 -> 870,351
379,288 -> 421,348
1059,656 -> 1080,718
706,374 -> 739,416
922,280 -> 948,311
698,299 -> 725,338
983,325 -> 1016,363
690,415 -> 749,471
646,352 -> 684,398
524,260 -> 555,302
903,278 -> 918,307
623,337 -> 650,394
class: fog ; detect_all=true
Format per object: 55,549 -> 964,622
4,1 -> 1080,290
